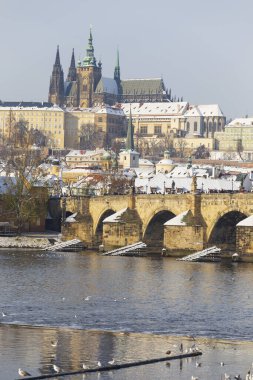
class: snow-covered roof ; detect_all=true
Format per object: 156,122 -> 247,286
139,158 -> 154,167
135,174 -> 241,193
103,208 -> 127,223
227,118 -> 253,127
121,102 -> 188,116
164,210 -> 189,226
185,104 -> 224,118
157,159 -> 174,165
0,105 -> 63,112
96,106 -> 124,116
237,215 -> 253,227
66,149 -> 106,158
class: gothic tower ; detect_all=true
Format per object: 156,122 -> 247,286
67,48 -> 76,81
76,28 -> 102,108
48,46 -> 64,105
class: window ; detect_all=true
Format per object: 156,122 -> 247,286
98,117 -> 103,122
133,156 -> 135,161
187,122 -> 190,132
154,125 -> 161,134
194,122 -> 198,132
140,126 -> 147,134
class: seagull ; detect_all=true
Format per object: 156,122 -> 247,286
18,368 -> 31,377
53,364 -> 61,373
220,362 -> 225,366
191,376 -> 198,380
108,359 -> 115,365
82,363 -> 88,369
62,297 -> 65,301
97,361 -> 101,367
224,374 -> 231,380
2,312 -> 6,317
195,361 -> 201,367
85,296 -> 91,301
234,375 -> 242,380
165,350 -> 171,355
51,340 -> 58,347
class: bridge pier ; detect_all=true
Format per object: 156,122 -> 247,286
102,195 -> 143,250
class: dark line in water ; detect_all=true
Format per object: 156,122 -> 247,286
15,352 -> 202,379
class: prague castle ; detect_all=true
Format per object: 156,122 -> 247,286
48,29 -> 171,108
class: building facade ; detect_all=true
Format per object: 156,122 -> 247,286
0,101 -> 65,148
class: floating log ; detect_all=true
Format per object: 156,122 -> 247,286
16,351 -> 202,379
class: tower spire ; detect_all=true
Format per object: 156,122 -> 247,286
114,48 -> 120,82
55,45 -> 60,65
67,48 -> 76,81
83,27 -> 96,66
48,45 -> 64,105
126,105 -> 134,151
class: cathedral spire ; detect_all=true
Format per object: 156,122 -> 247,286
67,48 -> 76,81
126,106 -> 134,151
114,48 -> 120,82
55,45 -> 60,65
48,45 -> 64,105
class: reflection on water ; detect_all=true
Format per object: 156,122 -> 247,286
2,325 -> 253,380
0,250 -> 253,379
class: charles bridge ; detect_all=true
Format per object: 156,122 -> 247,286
60,185 -> 253,258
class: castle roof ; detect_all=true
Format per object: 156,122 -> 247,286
121,78 -> 166,96
64,81 -> 77,97
95,77 -> 118,95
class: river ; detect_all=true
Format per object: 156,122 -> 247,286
1,250 -> 253,379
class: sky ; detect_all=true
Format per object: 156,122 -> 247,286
0,0 -> 253,119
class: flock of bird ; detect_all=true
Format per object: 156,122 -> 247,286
16,338 -> 253,379
3,304 -> 252,380
18,337 -> 117,377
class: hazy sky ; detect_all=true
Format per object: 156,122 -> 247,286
0,0 -> 253,119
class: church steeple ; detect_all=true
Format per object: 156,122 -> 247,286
126,106 -> 134,151
67,48 -> 76,81
48,45 -> 64,105
83,27 -> 97,67
114,49 -> 120,82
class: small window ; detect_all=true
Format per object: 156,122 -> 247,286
194,122 -> 198,132
140,126 -> 147,134
154,125 -> 161,134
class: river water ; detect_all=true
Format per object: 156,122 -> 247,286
1,250 -> 253,379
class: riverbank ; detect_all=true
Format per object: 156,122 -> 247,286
0,236 -> 51,249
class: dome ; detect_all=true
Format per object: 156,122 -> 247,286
102,151 -> 111,160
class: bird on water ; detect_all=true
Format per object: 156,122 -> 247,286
18,368 -> 31,377
97,361 -> 102,367
165,350 -> 171,355
51,340 -> 58,347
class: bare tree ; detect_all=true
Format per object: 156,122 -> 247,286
79,123 -> 105,149
175,139 -> 188,158
0,125 -> 48,234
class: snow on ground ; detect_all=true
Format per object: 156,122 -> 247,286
0,236 -> 50,249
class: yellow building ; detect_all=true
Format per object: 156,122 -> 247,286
0,102 -> 65,148
64,106 -> 126,149
121,102 -> 188,138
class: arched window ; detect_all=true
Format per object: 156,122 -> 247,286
187,122 -> 190,132
194,122 -> 198,132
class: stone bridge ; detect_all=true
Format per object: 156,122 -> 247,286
62,192 -> 253,256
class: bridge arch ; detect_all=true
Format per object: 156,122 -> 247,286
94,208 -> 116,245
143,209 -> 176,248
208,209 -> 248,250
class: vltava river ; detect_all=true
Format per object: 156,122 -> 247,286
1,250 -> 253,379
